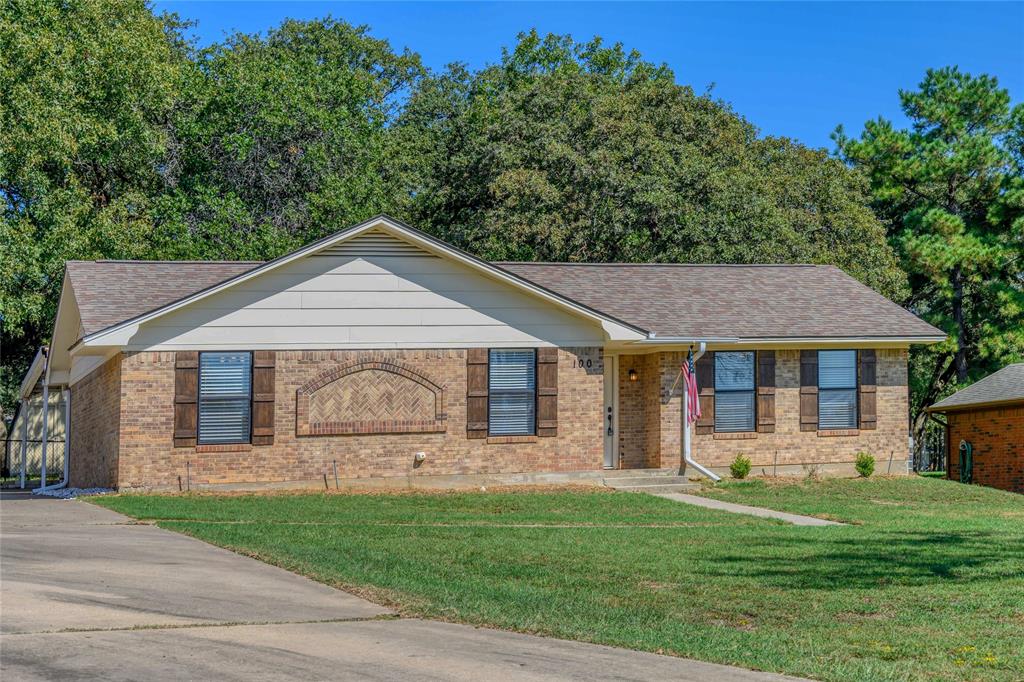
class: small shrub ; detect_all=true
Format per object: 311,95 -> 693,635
730,454 -> 752,479
855,451 -> 876,478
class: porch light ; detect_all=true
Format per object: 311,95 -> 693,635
628,368 -> 638,382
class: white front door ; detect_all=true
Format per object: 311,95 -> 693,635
603,353 -> 618,469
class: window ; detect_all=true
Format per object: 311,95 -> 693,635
818,350 -> 857,429
198,352 -> 252,444
715,352 -> 755,432
488,349 -> 536,436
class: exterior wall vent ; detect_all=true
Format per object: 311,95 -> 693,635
315,229 -> 438,258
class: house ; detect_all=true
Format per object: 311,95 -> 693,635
927,364 -> 1024,494
27,216 -> 945,490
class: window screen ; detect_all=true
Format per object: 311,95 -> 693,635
818,350 -> 857,429
199,352 -> 252,444
714,352 -> 755,432
488,349 -> 536,436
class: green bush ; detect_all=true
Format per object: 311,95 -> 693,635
729,454 -> 752,479
855,452 -> 876,478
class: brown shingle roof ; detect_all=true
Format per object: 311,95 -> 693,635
65,259 -> 942,342
498,263 -> 942,340
928,364 -> 1024,412
66,261 -> 261,336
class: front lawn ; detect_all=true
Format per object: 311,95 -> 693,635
94,477 -> 1023,682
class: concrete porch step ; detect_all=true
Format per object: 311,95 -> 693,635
603,469 -> 702,495
613,483 -> 702,494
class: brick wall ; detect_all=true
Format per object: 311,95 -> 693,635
116,348 -> 604,488
101,345 -> 912,487
617,348 -> 910,475
947,405 -> 1023,493
69,354 -> 121,487
617,354 -> 660,469
693,349 -> 909,473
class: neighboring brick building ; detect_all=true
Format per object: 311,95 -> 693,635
928,364 -> 1024,494
22,216 -> 946,490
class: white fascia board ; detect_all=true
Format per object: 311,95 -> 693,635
79,215 -> 648,348
632,336 -> 739,345
44,271 -> 81,372
81,324 -> 140,348
726,335 -> 946,347
601,320 -> 646,340
19,347 -> 46,398
615,334 -> 944,354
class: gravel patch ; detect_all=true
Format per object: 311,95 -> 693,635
34,487 -> 114,499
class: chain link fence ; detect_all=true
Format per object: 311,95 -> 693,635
2,390 -> 67,488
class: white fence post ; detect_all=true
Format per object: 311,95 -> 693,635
19,399 -> 28,489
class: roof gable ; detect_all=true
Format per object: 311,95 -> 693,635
75,216 -> 645,348
116,228 -> 614,350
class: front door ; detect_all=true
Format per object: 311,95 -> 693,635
603,353 -> 618,469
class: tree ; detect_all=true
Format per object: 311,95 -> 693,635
397,31 -> 906,298
153,17 -> 424,259
835,67 -> 1023,439
0,10 -> 423,414
0,0 -> 186,411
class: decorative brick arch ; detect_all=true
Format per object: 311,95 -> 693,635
296,361 -> 447,436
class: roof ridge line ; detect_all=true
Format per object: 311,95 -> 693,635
497,262 -> 826,268
82,259 -> 266,264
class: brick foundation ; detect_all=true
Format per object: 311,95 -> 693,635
946,405 -> 1024,493
115,348 -> 604,489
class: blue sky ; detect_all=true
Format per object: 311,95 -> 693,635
156,2 -> 1023,150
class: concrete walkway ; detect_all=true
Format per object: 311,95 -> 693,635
0,490 -> 809,681
654,492 -> 844,526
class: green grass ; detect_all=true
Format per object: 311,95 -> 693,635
93,477 -> 1024,682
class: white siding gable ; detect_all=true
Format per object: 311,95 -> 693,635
125,230 -> 606,350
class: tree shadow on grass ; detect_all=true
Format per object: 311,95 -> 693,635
696,529 -> 1024,590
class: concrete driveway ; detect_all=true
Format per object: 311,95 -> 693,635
1,491 -> 806,681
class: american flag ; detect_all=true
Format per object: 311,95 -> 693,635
681,350 -> 702,425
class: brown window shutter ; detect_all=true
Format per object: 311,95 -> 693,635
251,351 -> 276,445
695,352 -> 715,435
757,351 -> 776,433
466,348 -> 488,438
800,350 -> 818,432
174,352 -> 199,447
536,347 -> 558,437
859,349 -> 877,430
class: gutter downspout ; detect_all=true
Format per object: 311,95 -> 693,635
33,347 -> 68,493
682,342 -> 721,482
62,387 -> 70,485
